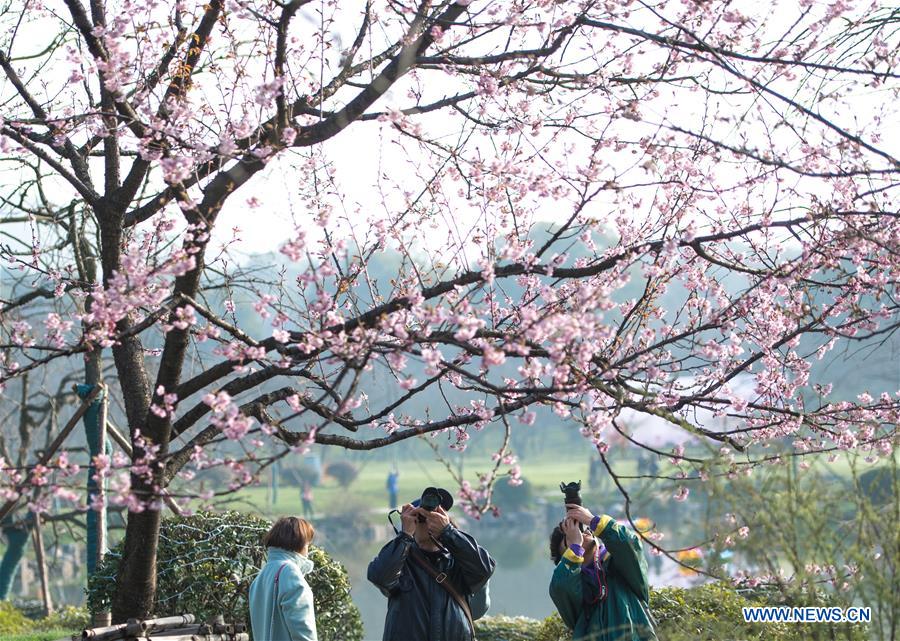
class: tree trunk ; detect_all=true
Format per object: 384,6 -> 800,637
110,501 -> 160,622
106,186 -> 215,619
97,205 -> 155,622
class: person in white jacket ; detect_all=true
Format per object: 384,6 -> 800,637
250,517 -> 318,641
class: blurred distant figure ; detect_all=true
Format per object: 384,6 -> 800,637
588,457 -> 605,492
588,457 -> 598,486
301,481 -> 314,519
647,454 -> 659,478
637,451 -> 660,478
386,468 -> 400,510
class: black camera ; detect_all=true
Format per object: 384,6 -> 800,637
560,480 -> 582,506
420,487 -> 442,511
415,487 -> 453,523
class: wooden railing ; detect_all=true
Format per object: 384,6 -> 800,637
78,614 -> 248,641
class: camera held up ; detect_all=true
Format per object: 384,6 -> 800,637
560,480 -> 583,506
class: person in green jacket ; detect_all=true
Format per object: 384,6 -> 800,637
549,504 -> 657,641
250,516 -> 318,641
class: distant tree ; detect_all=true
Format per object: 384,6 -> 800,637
281,457 -> 322,487
491,477 -> 533,514
324,461 -> 359,489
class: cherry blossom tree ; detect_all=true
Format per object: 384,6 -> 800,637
1,0 -> 898,622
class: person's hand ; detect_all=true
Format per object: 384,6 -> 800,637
423,506 -> 451,536
566,504 -> 595,526
400,503 -> 419,535
561,517 -> 582,547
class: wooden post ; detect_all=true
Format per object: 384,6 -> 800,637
93,384 -> 110,629
96,385 -> 108,562
31,511 -> 53,616
91,610 -> 112,628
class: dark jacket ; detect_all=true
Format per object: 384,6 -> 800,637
367,525 -> 495,641
550,515 -> 657,641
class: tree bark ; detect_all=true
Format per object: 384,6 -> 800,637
110,499 -> 160,622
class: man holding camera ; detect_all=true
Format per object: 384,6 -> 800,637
368,487 -> 495,641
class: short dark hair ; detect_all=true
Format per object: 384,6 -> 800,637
549,525 -> 566,565
263,516 -> 315,552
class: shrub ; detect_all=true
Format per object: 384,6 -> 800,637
304,546 -> 362,641
0,603 -> 89,636
533,583 -> 868,641
475,615 -> 541,641
0,601 -> 30,634
87,511 -> 363,641
324,461 -> 359,488
535,612 -> 569,641
651,583 -> 786,641
491,478 -> 534,513
651,583 -> 866,641
34,606 -> 90,632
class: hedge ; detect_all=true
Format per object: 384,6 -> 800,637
475,614 -> 540,641
476,583 -> 867,641
87,511 -> 363,641
0,602 -> 89,636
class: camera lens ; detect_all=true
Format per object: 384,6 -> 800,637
421,488 -> 441,511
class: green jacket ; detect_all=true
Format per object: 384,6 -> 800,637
549,515 -> 657,641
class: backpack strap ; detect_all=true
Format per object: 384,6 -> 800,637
409,547 -> 476,639
267,562 -> 289,641
274,562 -> 288,585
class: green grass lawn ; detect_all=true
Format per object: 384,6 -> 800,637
215,446 -> 882,521
2,630 -> 73,641
219,455 -> 639,518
